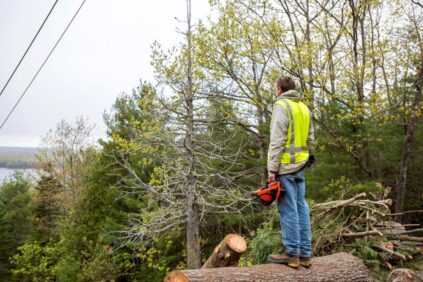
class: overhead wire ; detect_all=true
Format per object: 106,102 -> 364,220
0,0 -> 59,96
0,0 -> 88,130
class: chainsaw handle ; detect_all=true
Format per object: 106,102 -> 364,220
266,176 -> 280,185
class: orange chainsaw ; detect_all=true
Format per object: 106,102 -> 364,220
251,179 -> 284,206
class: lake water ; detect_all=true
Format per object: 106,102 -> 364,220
0,167 -> 36,183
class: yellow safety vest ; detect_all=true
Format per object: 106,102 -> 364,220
275,99 -> 310,164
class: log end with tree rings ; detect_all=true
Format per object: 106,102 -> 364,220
225,234 -> 247,254
201,234 -> 247,269
163,272 -> 189,282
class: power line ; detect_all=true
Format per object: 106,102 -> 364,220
0,0 -> 59,96
0,0 -> 88,130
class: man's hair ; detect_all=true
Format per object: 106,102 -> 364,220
276,76 -> 296,92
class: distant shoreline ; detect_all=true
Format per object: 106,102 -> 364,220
0,146 -> 39,170
0,164 -> 34,169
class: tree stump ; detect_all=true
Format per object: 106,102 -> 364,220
202,234 -> 247,268
164,252 -> 372,282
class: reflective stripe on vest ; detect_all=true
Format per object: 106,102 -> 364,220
275,99 -> 310,164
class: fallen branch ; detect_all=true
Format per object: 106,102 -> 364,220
372,244 -> 407,260
393,228 -> 423,236
387,210 -> 423,216
389,235 -> 423,242
341,230 -> 381,238
377,224 -> 420,229
313,193 -> 367,210
392,240 -> 423,247
370,226 -> 384,236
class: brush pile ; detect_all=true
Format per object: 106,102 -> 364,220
311,192 -> 423,272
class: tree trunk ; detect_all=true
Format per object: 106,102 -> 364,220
305,0 -> 314,111
186,190 -> 201,269
348,0 -> 371,177
184,0 -> 201,269
202,234 -> 247,269
255,106 -> 268,180
395,63 -> 423,220
165,252 -> 372,282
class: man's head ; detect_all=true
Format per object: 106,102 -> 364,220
275,76 -> 296,97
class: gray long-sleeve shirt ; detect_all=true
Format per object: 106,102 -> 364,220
267,90 -> 315,175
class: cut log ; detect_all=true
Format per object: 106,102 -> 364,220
201,234 -> 247,269
387,268 -> 423,282
164,252 -> 372,282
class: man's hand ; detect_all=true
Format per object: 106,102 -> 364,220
268,171 -> 276,183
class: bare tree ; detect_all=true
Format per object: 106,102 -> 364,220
36,117 -> 94,222
111,1 -> 253,269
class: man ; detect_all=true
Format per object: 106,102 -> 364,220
267,76 -> 315,268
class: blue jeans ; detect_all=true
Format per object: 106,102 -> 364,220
277,169 -> 312,257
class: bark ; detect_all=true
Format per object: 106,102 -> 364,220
164,252 -> 372,282
186,190 -> 200,269
202,234 -> 247,269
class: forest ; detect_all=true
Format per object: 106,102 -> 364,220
0,0 -> 422,281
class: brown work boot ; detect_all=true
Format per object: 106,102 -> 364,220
267,252 -> 300,268
300,256 -> 311,267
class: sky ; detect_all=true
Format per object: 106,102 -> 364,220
0,0 -> 211,147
